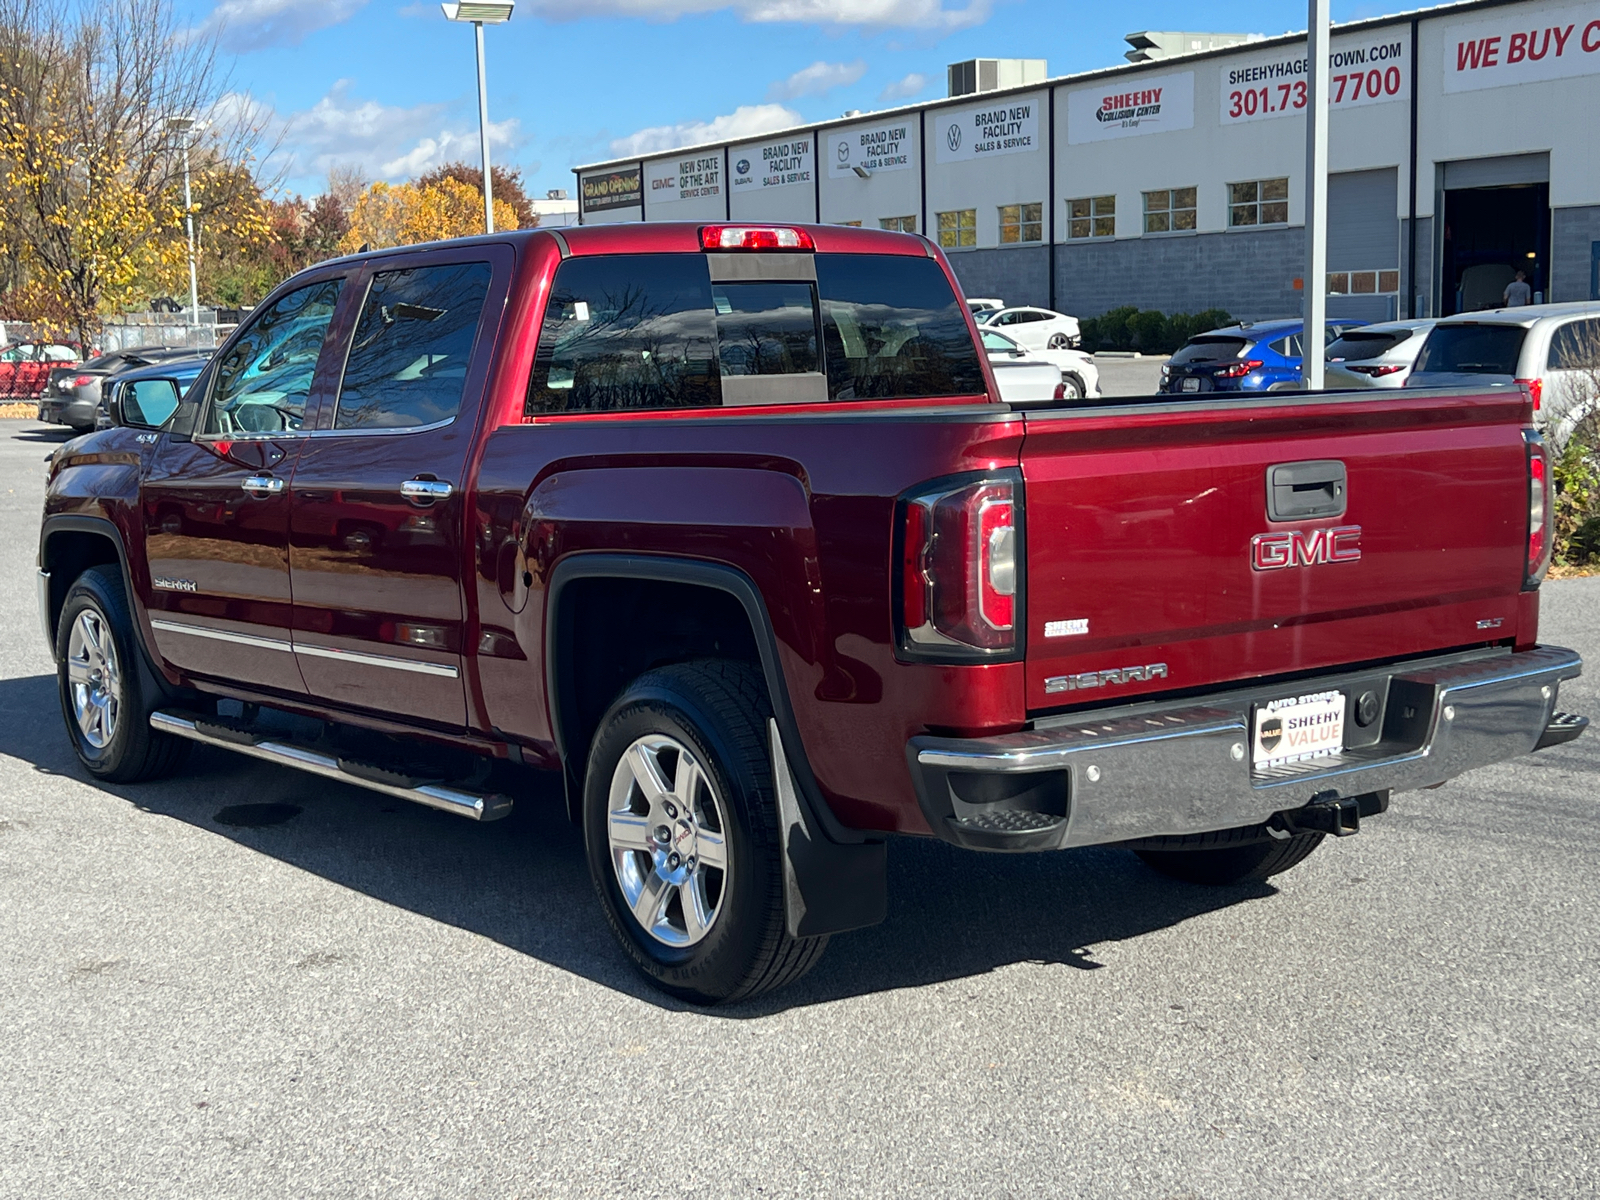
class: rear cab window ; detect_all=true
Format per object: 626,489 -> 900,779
1414,324 -> 1527,376
525,252 -> 983,416
1170,337 -> 1249,365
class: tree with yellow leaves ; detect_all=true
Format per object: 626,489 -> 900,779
0,0 -> 274,346
340,177 -> 520,255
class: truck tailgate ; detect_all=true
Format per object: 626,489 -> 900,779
1019,389 -> 1534,711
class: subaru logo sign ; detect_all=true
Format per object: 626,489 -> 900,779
946,123 -> 961,152
735,159 -> 750,174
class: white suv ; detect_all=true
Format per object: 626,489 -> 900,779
1406,302 -> 1600,438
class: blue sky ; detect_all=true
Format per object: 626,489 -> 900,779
183,0 -> 1399,201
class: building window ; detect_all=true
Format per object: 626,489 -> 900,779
1329,270 -> 1401,295
936,209 -> 977,249
1143,187 -> 1197,233
998,203 -> 1043,244
879,215 -> 917,233
1067,196 -> 1115,239
836,220 -> 863,227
1229,178 -> 1288,227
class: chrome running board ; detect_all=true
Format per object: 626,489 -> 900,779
150,711 -> 513,822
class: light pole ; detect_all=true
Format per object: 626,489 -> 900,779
441,1 -> 515,234
1302,0 -> 1331,390
165,115 -> 202,334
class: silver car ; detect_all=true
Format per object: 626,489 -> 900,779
1406,301 -> 1600,439
1324,319 -> 1436,389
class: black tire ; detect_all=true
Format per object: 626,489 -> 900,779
583,659 -> 827,1005
1133,826 -> 1324,886
1059,373 -> 1085,400
55,565 -> 190,783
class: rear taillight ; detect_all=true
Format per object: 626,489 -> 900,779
1216,359 -> 1264,379
72,374 -> 94,387
1348,364 -> 1405,377
1525,433 -> 1551,589
1517,377 -> 1543,411
898,473 -> 1022,659
700,225 -> 815,251
1051,382 -> 1067,400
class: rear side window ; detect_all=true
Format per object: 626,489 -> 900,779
1327,330 -> 1410,361
816,255 -> 983,400
1547,318 -> 1600,370
526,255 -> 720,415
1414,324 -> 1527,375
1170,337 -> 1247,364
335,261 -> 492,430
526,252 -> 983,414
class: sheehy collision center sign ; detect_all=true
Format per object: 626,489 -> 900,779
1066,71 -> 1194,143
730,137 -> 813,192
1219,34 -> 1410,124
1443,2 -> 1600,92
828,122 -> 915,177
645,154 -> 722,204
933,98 -> 1041,163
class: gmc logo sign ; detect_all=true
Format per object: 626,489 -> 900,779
1251,525 -> 1362,571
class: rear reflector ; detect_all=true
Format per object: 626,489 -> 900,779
898,472 -> 1021,660
1525,434 -> 1551,589
700,225 -> 815,252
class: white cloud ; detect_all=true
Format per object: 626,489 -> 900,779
879,71 -> 928,101
767,60 -> 867,101
519,0 -> 990,32
261,80 -> 522,187
609,103 -> 800,158
195,0 -> 368,52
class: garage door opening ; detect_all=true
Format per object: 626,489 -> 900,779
1438,155 -> 1551,316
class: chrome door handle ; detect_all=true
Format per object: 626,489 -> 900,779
400,479 -> 453,505
242,475 -> 284,497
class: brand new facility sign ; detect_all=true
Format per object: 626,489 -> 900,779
1443,2 -> 1600,92
730,137 -> 813,192
1066,71 -> 1194,143
828,122 -> 915,177
934,97 -> 1042,163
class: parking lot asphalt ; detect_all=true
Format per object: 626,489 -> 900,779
2,417 -> 1597,1198
1094,354 -> 1168,397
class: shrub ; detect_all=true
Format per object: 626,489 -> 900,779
1078,307 -> 1234,354
1553,429 -> 1600,567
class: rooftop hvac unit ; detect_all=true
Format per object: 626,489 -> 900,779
946,58 -> 1047,98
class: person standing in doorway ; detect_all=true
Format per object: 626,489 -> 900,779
1503,269 -> 1532,307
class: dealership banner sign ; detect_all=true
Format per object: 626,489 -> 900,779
828,122 -> 915,177
1443,2 -> 1600,92
645,154 -> 722,205
1219,33 -> 1410,124
580,168 -> 641,213
1066,71 -> 1194,143
933,97 -> 1041,163
731,137 -> 813,192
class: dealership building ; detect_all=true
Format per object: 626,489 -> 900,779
573,0 -> 1600,323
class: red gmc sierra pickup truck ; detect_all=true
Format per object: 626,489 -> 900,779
38,222 -> 1588,1003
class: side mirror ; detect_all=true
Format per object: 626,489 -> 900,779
117,378 -> 183,430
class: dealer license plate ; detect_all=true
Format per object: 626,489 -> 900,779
1181,376 -> 1201,392
1252,690 -> 1346,769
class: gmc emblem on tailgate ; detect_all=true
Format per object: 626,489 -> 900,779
1251,525 -> 1362,571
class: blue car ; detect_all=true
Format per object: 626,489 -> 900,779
96,354 -> 211,430
1160,318 -> 1366,394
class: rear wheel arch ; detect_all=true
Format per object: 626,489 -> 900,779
543,554 -> 856,843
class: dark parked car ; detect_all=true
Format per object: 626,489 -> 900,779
1160,318 -> 1365,394
40,347 -> 207,433
96,356 -> 212,431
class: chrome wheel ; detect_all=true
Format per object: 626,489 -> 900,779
606,734 -> 729,948
66,608 -> 121,750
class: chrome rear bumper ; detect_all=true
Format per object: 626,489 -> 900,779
908,645 -> 1584,852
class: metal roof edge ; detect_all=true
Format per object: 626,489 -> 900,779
571,0 -> 1534,178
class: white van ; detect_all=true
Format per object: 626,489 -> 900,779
1406,302 -> 1600,437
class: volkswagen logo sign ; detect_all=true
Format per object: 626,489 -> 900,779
946,123 -> 961,152
836,141 -> 850,163
735,158 -> 750,175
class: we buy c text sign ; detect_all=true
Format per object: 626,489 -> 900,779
1444,2 -> 1600,91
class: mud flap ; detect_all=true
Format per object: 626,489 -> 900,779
769,719 -> 887,938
